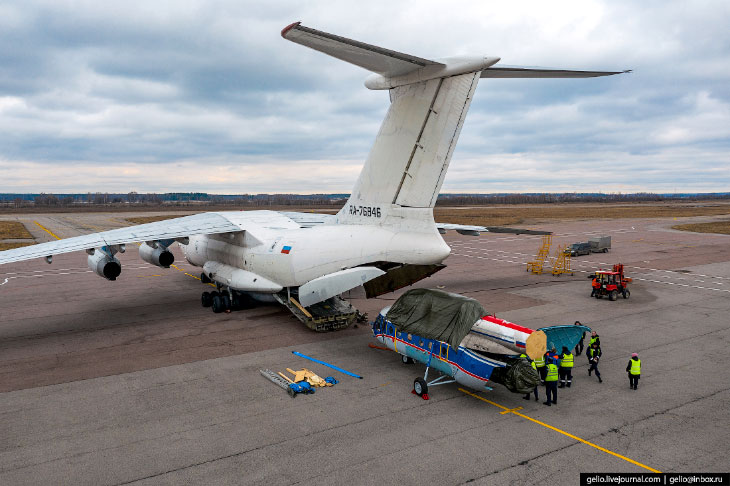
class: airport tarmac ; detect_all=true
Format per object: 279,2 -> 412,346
0,212 -> 729,485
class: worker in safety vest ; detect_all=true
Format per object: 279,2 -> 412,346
588,343 -> 603,383
543,356 -> 559,406
587,331 -> 601,358
523,360 -> 539,402
533,352 -> 546,384
559,346 -> 574,388
626,353 -> 641,390
574,321 -> 586,355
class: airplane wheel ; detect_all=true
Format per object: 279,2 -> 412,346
221,294 -> 231,311
609,290 -> 617,301
200,272 -> 211,284
201,291 -> 212,307
623,289 -> 630,299
212,295 -> 224,313
413,377 -> 428,397
402,355 -> 414,364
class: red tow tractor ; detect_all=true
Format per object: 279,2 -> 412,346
591,264 -> 632,301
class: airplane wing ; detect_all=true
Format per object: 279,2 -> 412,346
280,211 -> 336,227
282,211 -> 487,235
481,66 -> 631,78
281,22 -> 444,77
0,210 -> 298,265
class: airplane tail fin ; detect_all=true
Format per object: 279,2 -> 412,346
283,23 -> 488,229
282,23 -> 626,228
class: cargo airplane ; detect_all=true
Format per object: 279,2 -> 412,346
0,23 -> 627,330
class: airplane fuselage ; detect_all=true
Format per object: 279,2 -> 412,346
180,211 -> 451,292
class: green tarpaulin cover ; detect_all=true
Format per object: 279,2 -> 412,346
385,289 -> 487,349
489,357 -> 541,394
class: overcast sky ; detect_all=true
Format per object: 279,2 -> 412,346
1,0 -> 728,194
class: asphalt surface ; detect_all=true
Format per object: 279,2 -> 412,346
0,211 -> 728,485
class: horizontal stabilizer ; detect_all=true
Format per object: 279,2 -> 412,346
481,66 -> 630,78
281,22 -> 443,77
436,223 -> 488,235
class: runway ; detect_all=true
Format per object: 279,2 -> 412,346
1,211 -> 728,484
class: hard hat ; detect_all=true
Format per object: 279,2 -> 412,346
631,353 -> 638,358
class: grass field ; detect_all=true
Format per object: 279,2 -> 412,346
0,221 -> 33,239
0,242 -> 33,251
672,220 -> 730,235
433,204 -> 730,226
125,215 -> 188,225
123,203 -> 730,228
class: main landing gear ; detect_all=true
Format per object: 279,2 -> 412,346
201,288 -> 257,313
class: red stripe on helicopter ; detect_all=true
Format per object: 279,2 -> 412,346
480,315 -> 535,335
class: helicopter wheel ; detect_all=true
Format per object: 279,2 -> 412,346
413,377 -> 429,399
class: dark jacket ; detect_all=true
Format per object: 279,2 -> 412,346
626,357 -> 640,373
588,346 -> 602,362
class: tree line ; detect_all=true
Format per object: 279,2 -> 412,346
3,191 -> 729,208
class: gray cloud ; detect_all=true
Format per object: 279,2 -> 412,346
0,0 -> 728,193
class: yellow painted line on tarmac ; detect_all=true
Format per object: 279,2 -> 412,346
171,264 -> 216,287
499,406 -> 523,415
34,221 -> 61,240
459,388 -> 661,473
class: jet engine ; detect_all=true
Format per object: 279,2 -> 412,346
87,250 -> 122,281
139,242 -> 174,268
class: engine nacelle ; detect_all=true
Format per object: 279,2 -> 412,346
139,243 -> 174,268
87,251 -> 122,281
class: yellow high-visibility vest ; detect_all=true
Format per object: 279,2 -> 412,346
630,358 -> 641,375
561,353 -> 574,368
545,364 -> 558,382
531,361 -> 537,370
534,356 -> 545,368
